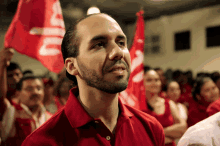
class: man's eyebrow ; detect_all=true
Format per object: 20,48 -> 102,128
117,35 -> 126,40
90,35 -> 107,43
90,34 -> 127,43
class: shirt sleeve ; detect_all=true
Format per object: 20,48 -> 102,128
1,99 -> 15,142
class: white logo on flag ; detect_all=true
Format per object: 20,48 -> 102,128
29,1 -> 65,56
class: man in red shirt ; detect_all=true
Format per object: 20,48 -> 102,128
22,13 -> 165,146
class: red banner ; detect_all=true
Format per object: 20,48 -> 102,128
120,10 -> 147,110
4,0 -> 65,73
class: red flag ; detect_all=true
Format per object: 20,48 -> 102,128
4,0 -> 65,73
120,10 -> 147,110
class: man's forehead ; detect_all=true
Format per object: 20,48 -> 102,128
77,14 -> 124,35
79,14 -> 117,26
7,68 -> 21,74
23,78 -> 42,85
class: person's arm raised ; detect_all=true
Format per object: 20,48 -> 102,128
0,48 -> 14,115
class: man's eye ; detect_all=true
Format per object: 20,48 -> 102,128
118,41 -> 125,47
94,42 -> 105,48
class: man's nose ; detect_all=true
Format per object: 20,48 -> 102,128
108,43 -> 124,60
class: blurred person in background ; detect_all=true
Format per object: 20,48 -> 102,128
0,74 -> 52,146
211,72 -> 220,96
43,69 -> 73,114
155,67 -> 167,98
42,77 -> 56,114
0,48 -> 23,145
184,70 -> 194,87
165,80 -> 188,144
178,111 -> 220,146
187,76 -> 219,127
172,70 -> 192,108
143,69 -> 187,146
165,80 -> 188,121
6,62 -> 23,104
155,67 -> 167,90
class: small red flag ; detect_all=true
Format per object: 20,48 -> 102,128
120,10 -> 147,110
4,0 -> 65,73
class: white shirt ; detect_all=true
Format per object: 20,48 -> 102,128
178,112 -> 220,146
1,99 -> 51,142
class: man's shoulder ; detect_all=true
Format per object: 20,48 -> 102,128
124,105 -> 164,132
178,112 -> 220,146
22,109 -> 69,146
125,105 -> 160,122
124,105 -> 165,146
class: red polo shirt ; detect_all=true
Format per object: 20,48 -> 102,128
22,88 -> 165,146
207,98 -> 220,116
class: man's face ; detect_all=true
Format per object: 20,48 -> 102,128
19,78 -> 44,108
7,68 -> 23,91
74,14 -> 131,93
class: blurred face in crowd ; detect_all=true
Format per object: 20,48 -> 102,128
7,68 -> 23,91
156,69 -> 166,86
59,80 -> 72,96
68,14 -> 131,93
215,78 -> 220,94
199,80 -> 219,103
167,81 -> 181,102
18,78 -> 44,108
144,70 -> 161,94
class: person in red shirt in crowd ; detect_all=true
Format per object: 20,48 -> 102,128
143,69 -> 187,146
187,76 -> 219,127
0,72 -> 52,145
43,70 -> 73,114
5,61 -> 23,106
211,74 -> 220,96
22,13 -> 165,146
172,70 -> 193,108
207,97 -> 220,116
155,67 -> 167,98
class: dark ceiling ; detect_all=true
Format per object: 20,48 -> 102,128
1,0 -> 220,25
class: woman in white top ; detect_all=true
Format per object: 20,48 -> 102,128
165,80 -> 188,144
165,80 -> 188,120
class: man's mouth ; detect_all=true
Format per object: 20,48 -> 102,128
108,65 -> 126,72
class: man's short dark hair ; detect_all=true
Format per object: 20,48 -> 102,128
7,62 -> 22,72
17,75 -> 43,91
61,13 -> 110,84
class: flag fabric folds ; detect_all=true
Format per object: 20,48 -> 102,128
120,10 -> 146,110
4,0 -> 65,73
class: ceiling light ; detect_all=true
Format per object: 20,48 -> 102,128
87,6 -> 100,15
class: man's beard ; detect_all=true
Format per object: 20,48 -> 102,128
76,58 -> 130,94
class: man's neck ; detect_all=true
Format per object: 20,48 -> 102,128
78,87 -> 119,133
29,104 -> 41,117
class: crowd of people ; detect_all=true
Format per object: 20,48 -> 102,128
0,13 -> 220,146
143,66 -> 220,145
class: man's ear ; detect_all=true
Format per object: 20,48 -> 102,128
65,58 -> 79,76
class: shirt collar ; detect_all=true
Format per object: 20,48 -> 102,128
20,103 -> 46,116
65,88 -> 134,128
